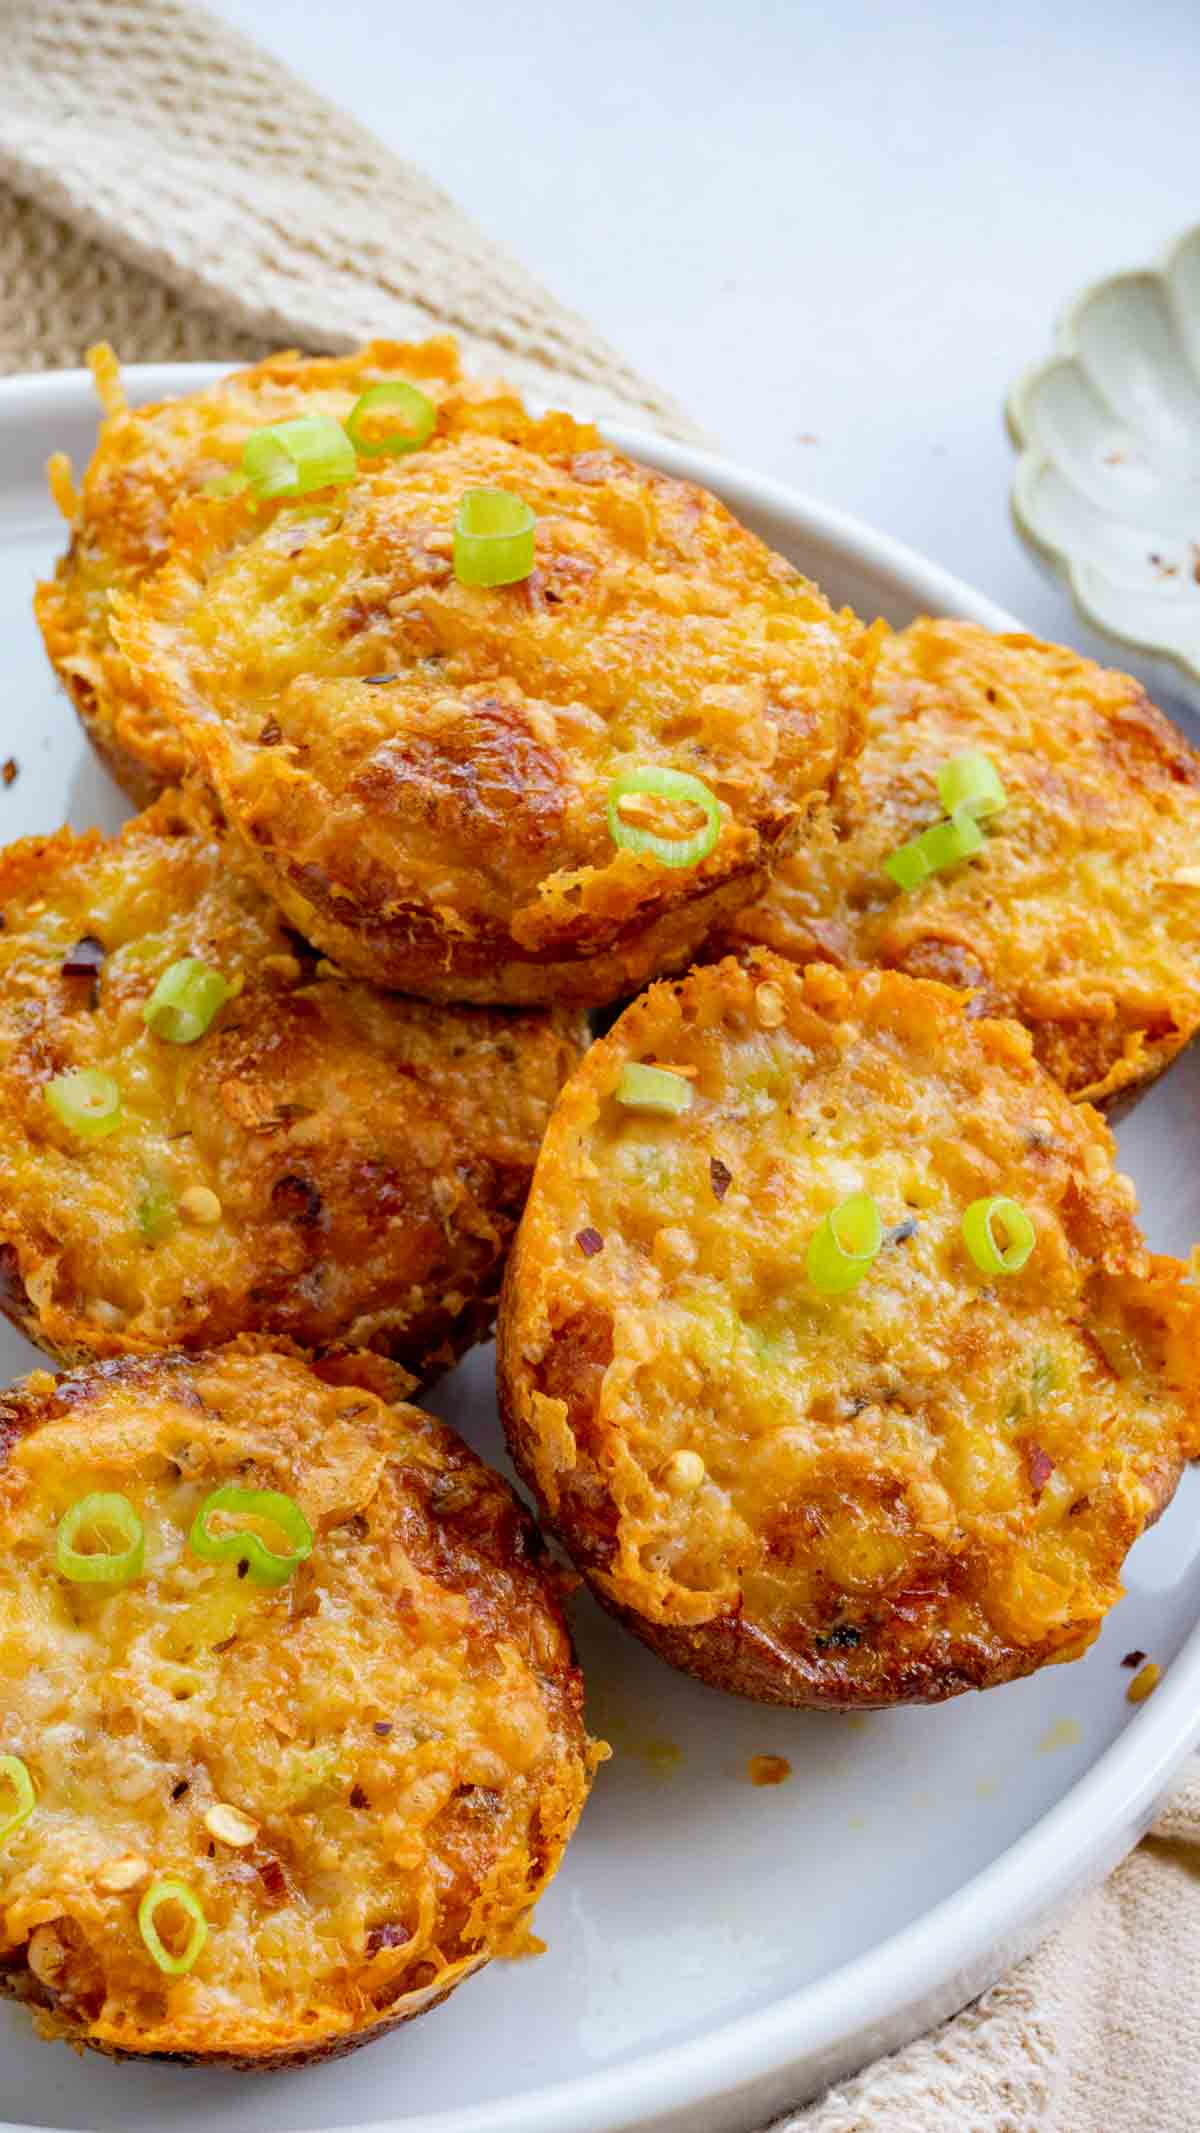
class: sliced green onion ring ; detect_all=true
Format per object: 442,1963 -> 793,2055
45,1068 -> 122,1141
137,1181 -> 176,1242
189,1484 -> 313,1588
918,810 -> 985,872
962,1195 -> 1036,1275
202,470 -> 250,499
607,765 -> 722,870
143,958 -> 230,1045
615,1062 -> 693,1114
453,487 -> 536,587
56,1493 -> 145,1587
0,1755 -> 35,1845
138,1879 -> 208,1976
882,835 -> 932,891
807,1191 -> 884,1296
937,750 -> 1007,820
345,381 -> 437,458
240,414 -> 356,499
884,807 -> 984,890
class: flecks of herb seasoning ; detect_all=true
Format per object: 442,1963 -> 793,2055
815,1624 -> 862,1651
885,1218 -> 919,1247
362,673 -> 400,686
709,1156 -> 732,1202
576,1227 -> 604,1258
1027,1444 -> 1055,1499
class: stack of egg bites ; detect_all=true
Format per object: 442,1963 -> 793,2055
2,337 -> 1198,2067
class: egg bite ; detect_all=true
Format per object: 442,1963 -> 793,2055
498,953 -> 1200,1707
724,619 -> 1200,1107
0,1342 -> 594,2064
35,338 -> 475,804
112,394 -> 871,1005
0,788 -> 581,1373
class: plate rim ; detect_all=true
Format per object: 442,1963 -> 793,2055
1,362 -> 1197,2133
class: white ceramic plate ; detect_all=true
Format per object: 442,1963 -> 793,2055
1,367 -> 1199,2133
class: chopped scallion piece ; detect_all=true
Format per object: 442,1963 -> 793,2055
143,959 -> 230,1045
137,1181 -> 176,1242
882,835 -> 932,891
345,381 -> 437,458
45,1068 -> 122,1141
240,414 -> 356,499
607,765 -> 722,869
884,808 -> 983,889
0,1755 -> 35,1845
138,1879 -> 208,1976
615,1062 -> 693,1114
807,1191 -> 884,1296
203,471 -> 250,498
962,1195 -> 1036,1275
56,1493 -> 145,1587
189,1484 -> 313,1588
937,750 -> 1007,820
453,487 -> 536,586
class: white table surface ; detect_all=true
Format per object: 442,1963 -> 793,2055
211,0 -> 1198,711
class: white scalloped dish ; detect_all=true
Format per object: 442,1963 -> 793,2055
0,367 -> 1199,2133
1008,223 -> 1200,710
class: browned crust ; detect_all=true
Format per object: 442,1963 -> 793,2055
0,1340 -> 593,2064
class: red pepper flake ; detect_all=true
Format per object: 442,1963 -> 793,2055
60,935 -> 106,979
256,1856 -> 288,1903
1121,1649 -> 1147,1670
1,758 -> 16,787
1027,1444 -> 1054,1499
576,1226 -> 604,1258
349,1783 -> 369,1809
258,717 -> 283,745
709,1156 -> 732,1202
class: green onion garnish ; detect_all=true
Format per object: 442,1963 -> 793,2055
138,1879 -> 208,1977
615,1063 -> 693,1114
44,1068 -> 122,1141
937,750 -> 1007,820
189,1484 -> 313,1588
137,1181 -> 176,1242
0,1755 -> 35,1845
807,1192 -> 884,1296
962,1195 -> 1036,1275
203,470 -> 250,499
143,959 -> 230,1045
607,765 -> 722,869
453,487 -> 536,587
345,381 -> 437,458
883,808 -> 983,890
56,1493 -> 145,1586
240,414 -> 356,500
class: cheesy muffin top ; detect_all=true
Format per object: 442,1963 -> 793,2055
36,338 -> 474,803
726,619 -> 1200,1106
499,953 -> 1200,1706
0,789 -> 581,1373
113,394 -> 870,1004
0,1344 -> 593,2063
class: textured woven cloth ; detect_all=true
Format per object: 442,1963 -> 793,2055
0,0 -> 695,435
0,6 -> 1196,2129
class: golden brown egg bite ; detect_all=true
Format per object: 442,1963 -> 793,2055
35,339 -> 474,805
112,398 -> 871,1005
498,952 -> 1200,1707
0,788 -> 581,1373
0,1341 -> 594,2065
724,619 -> 1200,1107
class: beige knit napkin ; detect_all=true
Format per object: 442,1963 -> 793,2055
0,7 -> 1196,2128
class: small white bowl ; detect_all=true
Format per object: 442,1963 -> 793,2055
1008,223 -> 1200,711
